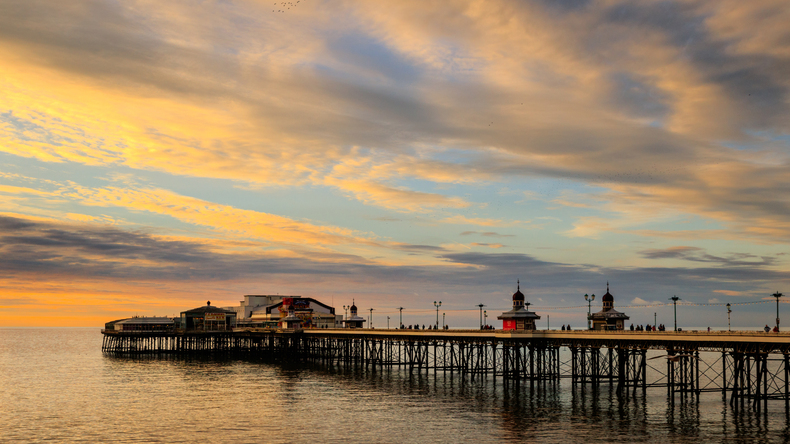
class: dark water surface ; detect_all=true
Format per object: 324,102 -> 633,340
2,328 -> 790,443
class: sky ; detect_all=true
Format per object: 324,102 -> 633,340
1,0 -> 789,328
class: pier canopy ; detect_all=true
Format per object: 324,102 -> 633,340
590,283 -> 629,331
105,317 -> 175,332
498,281 -> 540,331
180,301 -> 237,331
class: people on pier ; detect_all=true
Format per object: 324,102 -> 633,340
765,324 -> 771,332
562,324 -> 566,331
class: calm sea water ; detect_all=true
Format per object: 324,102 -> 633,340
2,328 -> 790,443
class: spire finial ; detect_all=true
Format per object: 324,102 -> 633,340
607,281 -> 609,292
517,279 -> 520,290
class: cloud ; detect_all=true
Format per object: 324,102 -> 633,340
0,214 -> 384,282
639,246 -> 778,267
1,0 -> 789,241
460,231 -> 515,237
640,246 -> 704,260
631,297 -> 654,306
324,177 -> 471,212
0,214 -> 786,321
470,242 -> 505,248
713,289 -> 742,297
441,215 -> 526,227
391,243 -> 449,253
0,298 -> 37,306
62,184 -> 371,248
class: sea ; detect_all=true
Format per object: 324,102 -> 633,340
2,327 -> 790,443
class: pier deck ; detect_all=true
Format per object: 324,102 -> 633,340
102,328 -> 790,407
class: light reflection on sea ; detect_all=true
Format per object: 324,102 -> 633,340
2,328 -> 790,443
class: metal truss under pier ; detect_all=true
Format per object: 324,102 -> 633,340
102,329 -> 790,407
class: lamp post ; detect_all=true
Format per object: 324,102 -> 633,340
442,312 -> 445,329
670,296 -> 680,332
387,316 -> 390,329
343,305 -> 348,319
773,291 -> 783,332
398,307 -> 404,328
727,303 -> 731,331
654,312 -> 657,329
477,304 -> 486,329
434,301 -> 442,329
369,308 -> 373,328
483,310 -> 488,329
584,293 -> 595,330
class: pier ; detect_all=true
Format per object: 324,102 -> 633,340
102,328 -> 790,408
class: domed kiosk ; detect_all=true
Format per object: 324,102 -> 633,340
341,300 -> 366,329
498,281 -> 541,331
278,302 -> 303,329
590,282 -> 630,331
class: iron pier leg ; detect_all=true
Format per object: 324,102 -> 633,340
571,347 -> 577,384
785,354 -> 789,409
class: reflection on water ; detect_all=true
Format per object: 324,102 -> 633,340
2,328 -> 790,443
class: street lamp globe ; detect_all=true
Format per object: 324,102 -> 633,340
584,293 -> 595,330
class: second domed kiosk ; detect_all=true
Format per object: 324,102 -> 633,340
498,281 -> 540,331
341,300 -> 366,329
590,283 -> 629,331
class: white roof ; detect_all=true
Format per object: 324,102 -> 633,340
115,317 -> 173,325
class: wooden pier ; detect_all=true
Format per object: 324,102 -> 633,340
102,328 -> 790,407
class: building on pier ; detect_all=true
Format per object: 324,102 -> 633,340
498,281 -> 540,330
180,301 -> 237,331
590,283 -> 629,331
223,295 -> 340,328
223,294 -> 300,319
105,316 -> 175,332
247,297 -> 339,328
341,300 -> 366,328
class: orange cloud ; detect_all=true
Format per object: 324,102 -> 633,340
62,184 -> 369,247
